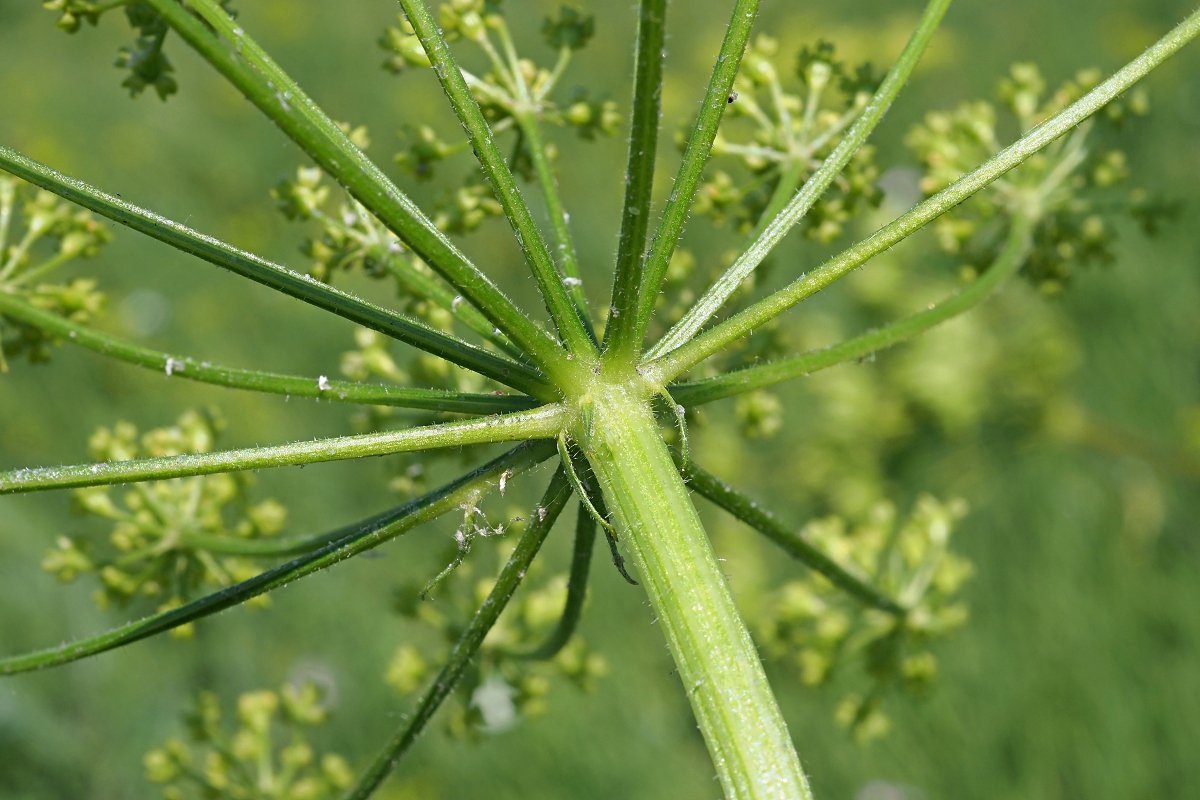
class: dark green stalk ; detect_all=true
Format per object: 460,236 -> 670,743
678,457 -> 904,615
604,0 -> 669,359
342,465 -> 573,800
0,442 -> 556,675
150,0 -> 572,381
648,0 -> 953,359
515,110 -> 596,341
512,503 -> 596,660
633,0 -> 761,344
645,6 -> 1200,383
398,0 -> 596,359
0,291 -> 539,415
0,146 -> 550,397
669,213 -> 1034,407
0,405 -> 566,494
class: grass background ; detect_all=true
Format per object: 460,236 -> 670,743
1,0 -> 1198,798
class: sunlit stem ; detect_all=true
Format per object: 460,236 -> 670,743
0,405 -> 567,495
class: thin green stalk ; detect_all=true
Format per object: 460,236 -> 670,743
514,110 -> 595,339
151,0 -> 571,381
512,502 -> 596,660
604,0 -> 669,359
398,0 -> 596,359
342,465 -> 573,800
648,0 -> 953,360
0,290 -> 538,415
645,7 -> 1200,384
670,213 -> 1034,407
0,442 -> 555,675
9,248 -> 76,286
582,387 -> 810,799
0,405 -> 566,495
678,457 -> 904,615
0,146 -> 549,398
633,0 -> 761,347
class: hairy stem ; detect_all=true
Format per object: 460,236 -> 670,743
0,146 -> 550,397
0,290 -> 538,415
0,442 -> 555,675
0,406 -> 566,495
648,0 -> 953,359
669,212 -> 1034,406
646,7 -> 1200,383
398,0 -> 596,358
634,0 -> 761,346
582,386 -> 810,799
342,465 -> 573,799
604,0 -> 668,359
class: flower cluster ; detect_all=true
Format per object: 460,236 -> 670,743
42,409 -> 287,630
379,3 -> 618,179
690,36 -> 882,242
907,62 -> 1174,293
756,496 -> 972,744
386,528 -> 607,738
144,682 -> 354,800
0,175 -> 110,367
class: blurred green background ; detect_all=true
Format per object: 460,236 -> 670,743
1,0 -> 1199,798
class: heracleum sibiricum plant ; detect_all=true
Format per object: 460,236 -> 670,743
2,0 -> 1198,797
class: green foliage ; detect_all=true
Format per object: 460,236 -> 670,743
542,7 -> 595,52
42,409 -> 287,631
144,682 -> 354,799
387,531 -> 607,738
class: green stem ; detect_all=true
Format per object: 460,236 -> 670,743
0,405 -> 566,495
633,0 -> 761,347
678,457 -> 904,615
515,110 -> 595,340
603,0 -> 668,359
512,501 -> 596,660
581,386 -> 810,799
152,0 -> 570,380
398,0 -> 596,359
0,291 -> 536,415
9,248 -> 76,286
669,212 -> 1034,406
341,465 -> 573,800
646,6 -> 1200,383
648,0 -> 953,360
0,146 -> 549,398
0,442 -> 555,675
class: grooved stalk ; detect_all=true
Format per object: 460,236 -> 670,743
581,388 -> 810,800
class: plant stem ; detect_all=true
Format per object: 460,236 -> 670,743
678,457 -> 904,615
0,146 -> 550,398
645,6 -> 1200,383
514,109 -> 595,339
398,0 -> 596,359
633,0 -> 761,347
581,385 -> 810,799
669,212 -> 1034,406
604,0 -> 668,359
0,441 -> 555,675
342,465 -> 573,800
0,405 -> 566,495
0,291 -> 537,415
512,502 -> 596,660
648,0 -> 953,359
151,0 -> 572,381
